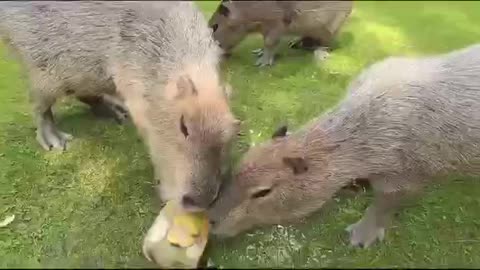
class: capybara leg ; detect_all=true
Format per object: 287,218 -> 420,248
77,94 -> 129,124
288,36 -> 324,51
102,93 -> 129,123
33,95 -> 72,151
346,177 -> 422,248
255,26 -> 284,67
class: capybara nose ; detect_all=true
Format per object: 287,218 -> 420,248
209,219 -> 216,227
182,194 -> 209,212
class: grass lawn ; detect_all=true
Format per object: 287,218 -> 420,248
1,1 -> 480,268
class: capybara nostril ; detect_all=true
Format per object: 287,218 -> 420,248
182,194 -> 210,212
209,219 -> 216,227
182,194 -> 198,208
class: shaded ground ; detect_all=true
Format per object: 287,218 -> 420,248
1,1 -> 479,268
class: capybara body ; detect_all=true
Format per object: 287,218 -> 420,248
208,44 -> 480,247
0,1 -> 240,209
209,0 -> 353,66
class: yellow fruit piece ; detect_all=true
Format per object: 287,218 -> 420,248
167,225 -> 195,248
162,200 -> 209,248
173,213 -> 204,236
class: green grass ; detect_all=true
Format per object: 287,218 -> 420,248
1,1 -> 480,268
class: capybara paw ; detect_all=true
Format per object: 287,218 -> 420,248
288,38 -> 302,49
255,54 -> 274,67
111,105 -> 129,125
251,48 -> 264,56
36,129 -> 73,151
346,220 -> 385,248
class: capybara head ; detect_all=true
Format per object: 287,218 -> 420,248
207,125 -> 331,237
158,71 -> 241,212
208,0 -> 252,54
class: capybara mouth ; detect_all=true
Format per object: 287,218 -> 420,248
222,51 -> 232,59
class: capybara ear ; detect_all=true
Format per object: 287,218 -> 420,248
282,157 -> 308,175
176,75 -> 198,98
217,0 -> 240,21
165,75 -> 198,101
218,3 -> 231,17
272,125 -> 288,139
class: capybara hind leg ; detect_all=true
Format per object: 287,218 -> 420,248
77,95 -> 129,124
288,36 -> 324,51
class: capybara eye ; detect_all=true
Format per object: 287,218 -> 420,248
212,23 -> 219,32
180,115 -> 189,138
251,188 -> 272,199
